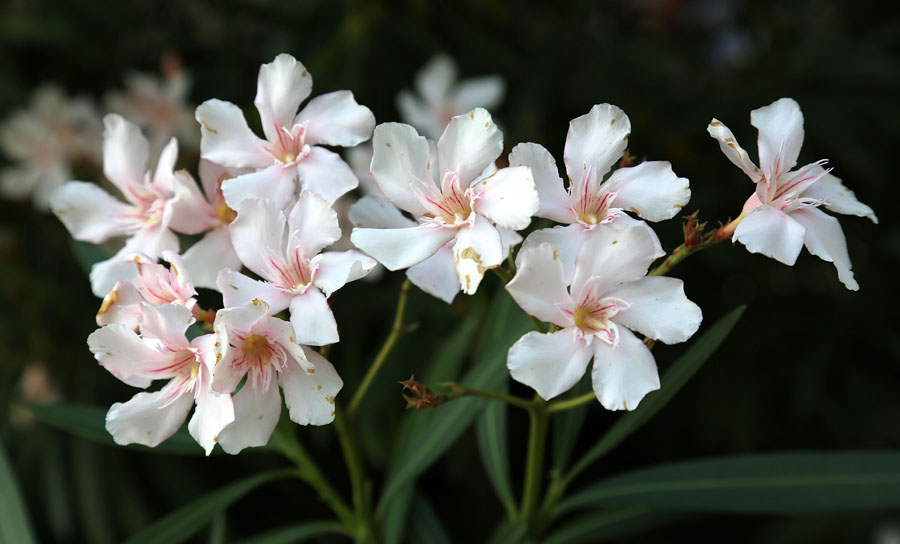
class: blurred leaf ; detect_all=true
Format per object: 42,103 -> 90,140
488,520 -> 528,544
70,240 -> 110,277
207,513 -> 225,544
551,377 -> 592,476
0,438 -> 37,544
381,485 -> 414,544
476,381 -> 516,517
377,294 -> 530,515
567,306 -> 746,480
407,493 -> 452,544
542,508 -> 682,544
231,520 -> 343,544
124,470 -> 298,544
560,451 -> 900,513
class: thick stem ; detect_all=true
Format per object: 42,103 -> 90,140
334,408 -> 379,543
348,278 -> 412,418
519,397 -> 549,528
546,392 -> 595,413
438,385 -> 535,411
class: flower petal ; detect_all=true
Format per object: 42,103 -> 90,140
369,123 -> 433,216
606,276 -> 702,344
287,190 -> 341,257
139,302 -> 193,347
351,223 -> 456,271
437,108 -> 503,186
196,99 -> 270,168
518,224 -> 587,286
506,242 -> 574,327
602,161 -> 690,222
90,227 -> 179,297
102,114 -> 149,199
348,195 -> 417,229
217,268 -> 293,314
289,289 -> 338,346
571,224 -> 660,297
182,228 -> 242,290
296,146 -> 358,204
105,390 -> 193,448
229,197 -> 287,282
395,91 -> 439,140
167,171 -> 217,235
507,329 -> 592,400
254,53 -> 312,142
405,242 -> 460,304
221,164 -> 297,210
415,54 -> 456,106
216,384 -> 282,454
451,76 -> 505,113
151,137 -> 178,194
189,384 -> 234,456
279,347 -> 342,426
563,104 -> 630,185
453,215 -> 502,295
790,207 -> 859,290
733,204 -> 806,266
707,119 -> 762,182
88,323 -> 166,387
313,250 -> 376,297
508,142 -> 574,223
801,169 -> 878,224
750,97 -> 804,180
50,181 -> 135,243
96,281 -> 143,329
471,166 -> 538,230
294,90 -> 375,147
591,327 -> 659,411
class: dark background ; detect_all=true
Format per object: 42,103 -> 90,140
0,0 -> 898,542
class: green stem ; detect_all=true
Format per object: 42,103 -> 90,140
546,392 -> 595,413
438,385 -> 534,411
649,215 -> 742,277
519,397 -> 548,528
334,407 -> 379,543
348,279 -> 412,418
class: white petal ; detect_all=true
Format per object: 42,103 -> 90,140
167,171 -> 217,235
294,91 -> 375,147
348,195 -> 417,229
471,166 -> 538,230
196,99 -> 270,168
518,225 -> 587,286
508,143 -> 574,223
507,329 -> 592,400
289,289 -> 338,346
506,242 -> 574,327
211,300 -> 271,394
182,228 -> 242,290
229,197 -> 287,282
571,224 -> 659,297
139,302 -> 193,347
89,227 -> 179,297
254,53 -> 312,141
607,214 -> 666,260
790,207 -> 859,290
405,242 -> 460,304
437,108 -> 503,186
453,215 -> 502,295
733,204 -> 806,266
217,269 -> 293,314
499,227 -> 522,259
351,223 -> 456,270
563,104 -> 630,185
96,281 -> 143,329
451,76 -> 505,113
369,123 -> 432,216
221,164 -> 297,210
591,327 -> 659,411
313,250 -> 376,297
605,277 -> 702,344
801,169 -> 877,224
216,384 -> 282,454
602,161 -> 690,222
50,181 -> 134,243
751,97 -> 804,180
395,91 -> 440,140
287,190 -> 341,257
88,324 -> 165,387
297,146 -> 358,204
707,119 -> 762,182
279,347 -> 342,426
106,390 -> 193,448
151,137 -> 178,193
189,385 -> 234,455
102,114 -> 149,199
415,54 -> 457,106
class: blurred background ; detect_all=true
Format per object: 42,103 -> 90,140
0,0 -> 897,542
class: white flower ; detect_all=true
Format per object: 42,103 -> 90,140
51,114 -> 209,296
211,299 -> 342,454
218,192 -> 375,346
397,54 -> 505,140
709,98 -> 878,290
511,104 -> 690,283
1,85 -> 101,210
195,53 -> 375,208
350,108 -> 537,301
505,227 -> 702,411
87,303 -> 234,454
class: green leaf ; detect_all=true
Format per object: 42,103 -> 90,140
124,470 -> 297,544
560,451 -> 900,513
542,508 -> 682,544
230,521 -> 343,544
551,377 -> 592,476
0,438 -> 37,544
23,403 -> 203,455
381,485 -> 415,544
377,294 -> 530,515
566,306 -> 745,481
407,493 -> 452,544
487,520 -> 528,544
476,380 -> 516,518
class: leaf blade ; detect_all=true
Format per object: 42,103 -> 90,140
0,438 -> 37,544
476,380 -> 516,517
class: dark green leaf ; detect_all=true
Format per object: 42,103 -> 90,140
381,485 -> 414,544
567,306 -> 745,480
476,380 -> 516,518
561,451 -> 900,513
0,438 -> 37,544
487,520 -> 528,544
551,377 -> 592,476
542,508 -> 682,544
124,470 -> 297,544
407,493 -> 452,544
230,520 -> 343,544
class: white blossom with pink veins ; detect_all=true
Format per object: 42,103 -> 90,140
708,98 -> 877,290
51,114 -> 208,297
87,303 -> 234,454
195,53 -> 375,209
97,250 -> 198,329
211,298 -> 342,454
511,104 -> 690,284
217,192 -> 376,346
505,227 -> 702,411
350,108 -> 538,298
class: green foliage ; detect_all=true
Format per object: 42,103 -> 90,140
476,380 -> 517,517
230,521 -> 344,544
543,508 -> 682,544
407,493 -> 453,544
0,438 -> 37,544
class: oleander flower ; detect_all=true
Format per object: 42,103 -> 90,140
708,98 -> 877,290
511,104 -> 690,283
218,192 -> 376,346
505,227 -> 702,410
195,53 -> 375,209
350,108 -> 537,300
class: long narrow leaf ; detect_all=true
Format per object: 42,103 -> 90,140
124,470 -> 297,544
407,493 -> 453,544
567,306 -> 745,481
381,485 -> 415,544
231,521 -> 343,544
476,381 -> 516,517
0,439 -> 37,544
542,508 -> 682,544
551,377 -> 592,475
560,451 -> 900,513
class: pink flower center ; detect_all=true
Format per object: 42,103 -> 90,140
569,292 -> 629,345
232,333 -> 287,392
270,123 -> 310,164
419,171 -> 474,225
